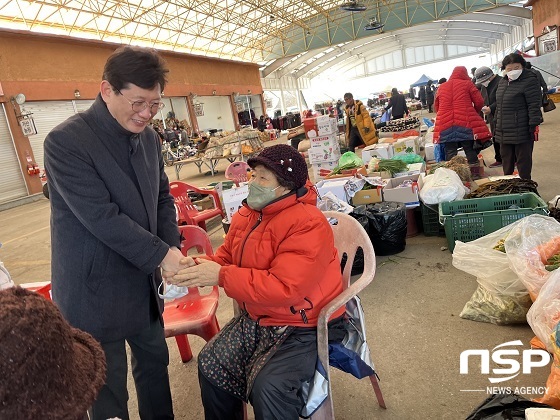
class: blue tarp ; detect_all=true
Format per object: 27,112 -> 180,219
410,74 -> 437,87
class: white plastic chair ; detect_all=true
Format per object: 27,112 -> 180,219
312,211 -> 386,419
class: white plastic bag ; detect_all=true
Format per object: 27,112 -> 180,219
419,167 -> 469,205
453,221 -> 532,325
317,191 -> 353,214
504,215 -> 560,300
527,269 -> 560,352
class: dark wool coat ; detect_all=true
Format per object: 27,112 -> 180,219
44,95 -> 180,342
433,66 -> 491,144
494,69 -> 543,145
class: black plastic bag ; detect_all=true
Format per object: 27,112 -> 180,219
352,202 -> 407,256
465,393 -> 552,420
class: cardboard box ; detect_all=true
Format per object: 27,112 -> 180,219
393,137 -> 418,157
394,162 -> 426,177
316,177 -> 353,203
352,187 -> 383,205
303,115 -> 338,138
368,171 -> 392,179
362,143 -> 394,162
312,160 -> 339,181
219,184 -> 249,223
382,174 -> 421,207
193,195 -> 214,211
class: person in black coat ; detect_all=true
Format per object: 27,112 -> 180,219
494,53 -> 543,180
44,46 -> 182,419
475,66 -> 502,167
385,88 -> 409,120
426,80 -> 435,113
257,115 -> 267,132
526,62 -> 548,96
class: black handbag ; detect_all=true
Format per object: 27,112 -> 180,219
543,93 -> 556,112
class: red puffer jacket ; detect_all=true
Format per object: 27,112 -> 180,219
210,183 -> 345,327
433,66 -> 491,144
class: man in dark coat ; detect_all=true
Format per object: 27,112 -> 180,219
426,80 -> 435,113
494,53 -> 543,180
44,46 -> 185,419
475,66 -> 502,167
385,88 -> 409,120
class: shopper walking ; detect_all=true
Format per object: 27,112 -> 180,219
344,92 -> 377,151
44,46 -> 184,420
385,88 -> 409,120
475,66 -> 502,167
526,62 -> 548,97
494,53 -> 543,180
433,66 -> 492,168
426,80 -> 435,113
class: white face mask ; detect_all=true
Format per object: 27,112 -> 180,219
506,69 -> 522,81
158,281 -> 189,300
481,80 -> 490,87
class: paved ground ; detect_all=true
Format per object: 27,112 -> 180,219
1,109 -> 559,419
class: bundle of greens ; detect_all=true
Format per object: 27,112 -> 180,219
368,157 -> 408,175
546,253 -> 560,272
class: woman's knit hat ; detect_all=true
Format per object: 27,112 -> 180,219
247,144 -> 309,189
0,287 -> 106,419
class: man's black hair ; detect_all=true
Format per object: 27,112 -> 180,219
103,46 -> 169,92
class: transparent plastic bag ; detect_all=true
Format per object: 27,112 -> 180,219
453,221 -> 532,325
317,191 -> 353,214
504,215 -> 560,300
419,167 -> 469,205
527,269 -> 560,352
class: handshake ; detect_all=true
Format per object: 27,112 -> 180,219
160,247 -> 221,289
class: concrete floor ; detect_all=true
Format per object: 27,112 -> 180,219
1,109 -> 559,419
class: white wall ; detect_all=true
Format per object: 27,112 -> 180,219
196,96 -> 235,132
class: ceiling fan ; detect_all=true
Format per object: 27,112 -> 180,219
364,18 -> 384,31
340,1 -> 367,12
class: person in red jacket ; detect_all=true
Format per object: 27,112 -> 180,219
433,66 -> 492,166
165,144 -> 346,419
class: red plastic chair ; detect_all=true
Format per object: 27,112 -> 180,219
225,161 -> 252,186
20,281 -> 52,300
163,225 -> 220,363
169,181 -> 224,230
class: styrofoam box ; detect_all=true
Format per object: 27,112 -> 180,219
424,143 -> 435,161
220,184 -> 249,223
394,162 -> 426,178
362,143 -> 394,163
308,141 -> 341,164
393,137 -> 418,157
304,115 -> 338,138
312,160 -> 339,181
316,177 -> 353,203
309,133 -> 338,150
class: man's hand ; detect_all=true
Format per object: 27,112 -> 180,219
160,247 -> 186,279
481,106 -> 490,115
167,259 -> 222,288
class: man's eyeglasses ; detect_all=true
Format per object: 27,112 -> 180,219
115,88 -> 165,114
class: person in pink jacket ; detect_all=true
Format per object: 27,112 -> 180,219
433,66 -> 492,166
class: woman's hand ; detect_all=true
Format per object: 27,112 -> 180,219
167,259 -> 222,287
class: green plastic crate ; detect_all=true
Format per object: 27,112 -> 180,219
420,202 -> 446,237
439,193 -> 548,252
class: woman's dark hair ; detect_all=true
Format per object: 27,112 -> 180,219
500,53 -> 527,71
391,88 -> 398,95
276,176 -> 297,191
103,46 -> 169,91
438,77 -> 447,84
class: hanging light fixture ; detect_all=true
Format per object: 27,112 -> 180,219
340,1 -> 367,12
364,18 -> 384,31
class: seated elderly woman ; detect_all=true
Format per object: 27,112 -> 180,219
165,144 -> 345,419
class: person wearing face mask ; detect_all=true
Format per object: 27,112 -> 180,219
494,53 -> 543,180
475,66 -> 502,167
164,144 -> 346,420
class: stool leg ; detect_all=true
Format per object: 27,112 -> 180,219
175,334 -> 193,363
369,374 -> 387,409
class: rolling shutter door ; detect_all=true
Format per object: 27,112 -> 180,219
0,104 -> 27,203
20,101 -> 76,171
74,99 -> 95,113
